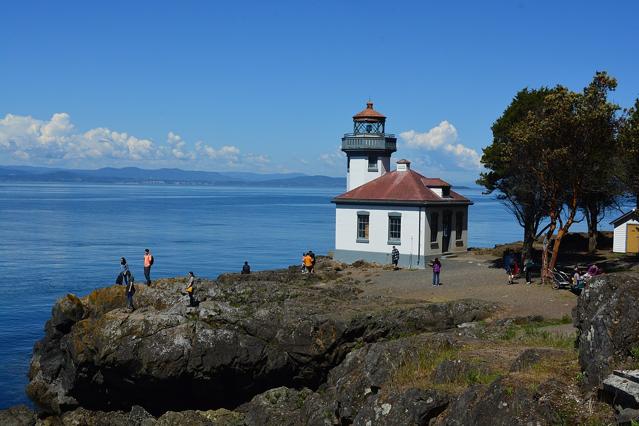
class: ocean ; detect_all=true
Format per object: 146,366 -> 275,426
0,183 -> 616,408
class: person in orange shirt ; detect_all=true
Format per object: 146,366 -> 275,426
143,249 -> 154,286
303,253 -> 313,274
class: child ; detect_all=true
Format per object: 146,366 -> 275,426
430,258 -> 441,286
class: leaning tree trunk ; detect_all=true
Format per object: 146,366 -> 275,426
521,221 -> 537,265
587,204 -> 599,254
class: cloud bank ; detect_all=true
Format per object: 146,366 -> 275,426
0,112 -> 267,170
400,121 -> 481,169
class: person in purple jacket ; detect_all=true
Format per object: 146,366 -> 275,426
431,257 -> 442,286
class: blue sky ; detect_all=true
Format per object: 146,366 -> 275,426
1,0 -> 638,185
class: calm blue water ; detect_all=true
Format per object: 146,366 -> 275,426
0,183 -> 615,408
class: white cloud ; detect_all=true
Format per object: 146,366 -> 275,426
195,141 -> 240,161
0,113 -> 156,163
167,131 -> 195,160
319,149 -> 345,166
400,121 -> 481,169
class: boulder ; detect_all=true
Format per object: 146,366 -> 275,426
0,405 -> 36,426
573,273 -> 639,388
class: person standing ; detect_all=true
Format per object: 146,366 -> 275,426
144,249 -> 154,286
391,246 -> 400,269
308,250 -> 316,274
504,251 -> 515,284
120,257 -> 135,311
431,257 -> 441,286
303,253 -> 313,274
185,272 -> 196,307
241,261 -> 251,274
524,257 -> 534,285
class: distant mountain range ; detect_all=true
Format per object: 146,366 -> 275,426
0,165 -> 346,187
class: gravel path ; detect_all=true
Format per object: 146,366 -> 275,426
358,253 -> 577,320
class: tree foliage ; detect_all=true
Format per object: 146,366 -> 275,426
619,99 -> 639,205
480,72 -> 624,280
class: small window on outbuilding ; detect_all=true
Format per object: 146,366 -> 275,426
442,186 -> 451,197
357,212 -> 369,242
388,212 -> 401,244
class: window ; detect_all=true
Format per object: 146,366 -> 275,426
442,186 -> 451,197
430,212 -> 438,242
455,212 -> 464,240
388,213 -> 401,244
357,212 -> 369,242
347,157 -> 350,172
368,155 -> 378,171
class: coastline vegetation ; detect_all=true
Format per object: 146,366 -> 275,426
478,71 -> 639,283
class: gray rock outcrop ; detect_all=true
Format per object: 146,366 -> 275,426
26,264 -> 494,416
573,273 -> 639,388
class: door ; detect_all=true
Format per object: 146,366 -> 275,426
442,211 -> 452,253
627,224 -> 639,253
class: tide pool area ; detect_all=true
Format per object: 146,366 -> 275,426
0,183 -> 616,408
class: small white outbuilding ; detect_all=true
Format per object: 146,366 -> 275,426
610,208 -> 639,254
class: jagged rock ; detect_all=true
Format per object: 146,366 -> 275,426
26,264 -> 495,416
0,405 -> 36,426
51,405 -> 154,425
509,348 -> 566,372
352,388 -> 450,425
434,377 -> 561,426
573,273 -> 639,388
238,387 -> 313,425
602,370 -> 639,411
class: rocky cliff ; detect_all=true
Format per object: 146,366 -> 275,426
3,258 -> 629,425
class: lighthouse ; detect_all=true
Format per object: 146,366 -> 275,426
341,102 -> 397,191
332,101 -> 473,267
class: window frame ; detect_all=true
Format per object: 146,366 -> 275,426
356,211 -> 370,243
455,211 -> 464,240
387,212 -> 402,245
368,155 -> 378,172
430,212 -> 439,243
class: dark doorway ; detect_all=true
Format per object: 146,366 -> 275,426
442,211 -> 452,253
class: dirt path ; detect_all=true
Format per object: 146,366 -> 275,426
354,253 -> 577,320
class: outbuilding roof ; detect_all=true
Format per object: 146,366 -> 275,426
610,208 -> 638,226
333,169 -> 472,206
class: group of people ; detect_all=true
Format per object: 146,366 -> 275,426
390,247 -> 442,286
116,249 -> 198,311
503,251 -> 535,285
302,251 -> 316,274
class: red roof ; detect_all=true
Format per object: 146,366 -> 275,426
353,101 -> 386,121
333,169 -> 471,205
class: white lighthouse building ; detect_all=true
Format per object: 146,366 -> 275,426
332,102 -> 473,268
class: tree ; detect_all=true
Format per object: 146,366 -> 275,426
510,86 -> 582,279
575,72 -> 621,253
478,89 -> 552,261
619,99 -> 639,206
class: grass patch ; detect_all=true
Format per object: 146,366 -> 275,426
390,344 -> 460,390
498,322 -> 575,349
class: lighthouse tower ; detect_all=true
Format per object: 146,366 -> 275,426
341,102 -> 397,191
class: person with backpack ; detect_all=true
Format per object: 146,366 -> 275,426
308,250 -> 316,274
144,249 -> 154,286
185,272 -> 196,307
524,257 -> 534,285
241,261 -> 251,274
303,253 -> 313,274
120,257 -> 135,311
391,246 -> 400,270
430,257 -> 442,286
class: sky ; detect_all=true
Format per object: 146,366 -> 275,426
1,0 -> 638,185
